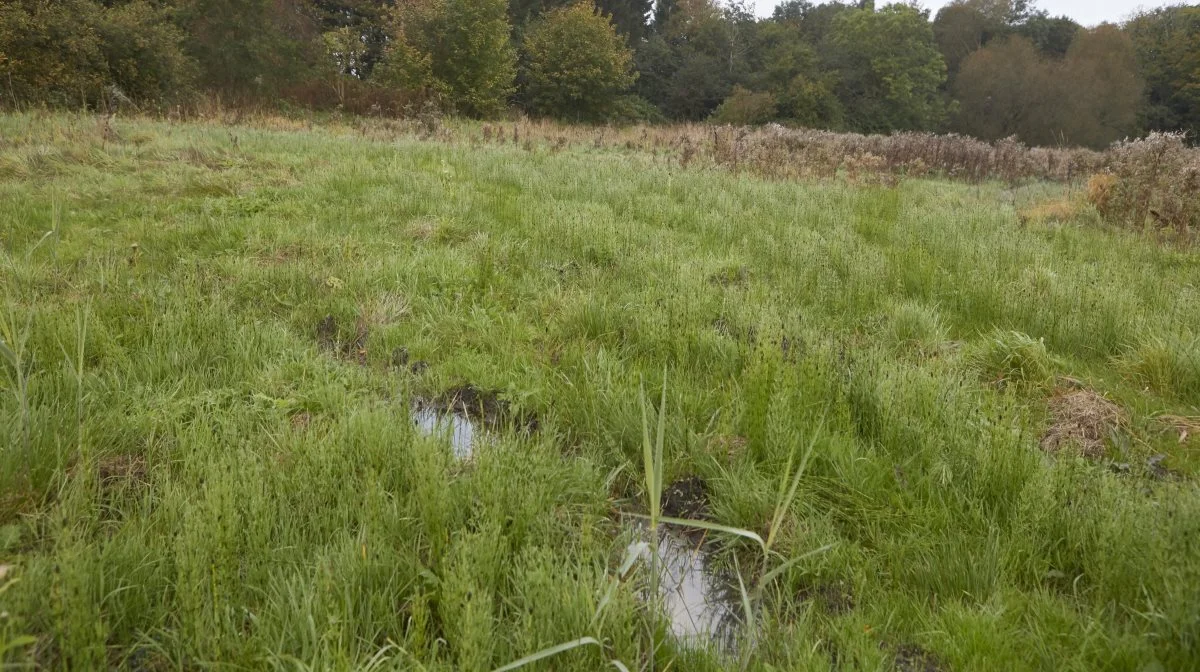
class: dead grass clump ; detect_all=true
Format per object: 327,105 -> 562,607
179,145 -> 226,170
1040,389 -> 1127,459
1019,198 -> 1084,225
1086,173 -> 1117,215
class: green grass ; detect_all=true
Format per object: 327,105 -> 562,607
1,112 -> 1199,670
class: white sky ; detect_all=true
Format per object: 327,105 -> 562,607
749,1 -> 1176,26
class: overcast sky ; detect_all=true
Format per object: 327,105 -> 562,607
748,1 -> 1175,26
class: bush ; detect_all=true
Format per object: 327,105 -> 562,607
710,86 -> 778,126
521,3 -> 636,122
0,0 -> 107,108
380,0 -> 515,118
1088,133 -> 1200,240
0,0 -> 195,109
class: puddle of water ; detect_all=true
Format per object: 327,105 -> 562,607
626,521 -> 741,655
656,531 -> 741,654
411,405 -> 479,459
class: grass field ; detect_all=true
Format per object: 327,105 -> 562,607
1,113 -> 1199,671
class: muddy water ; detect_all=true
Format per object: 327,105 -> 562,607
411,405 -> 479,459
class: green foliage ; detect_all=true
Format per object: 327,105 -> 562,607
827,4 -> 949,133
0,0 -> 193,108
933,1 -> 1008,80
1015,13 -> 1079,58
175,0 -> 315,96
636,0 -> 739,121
1126,5 -> 1200,138
0,0 -> 1193,143
387,0 -> 516,117
309,0 -> 392,78
375,0 -> 440,95
521,3 -> 637,122
710,85 -> 777,125
747,19 -> 842,127
953,35 -> 1055,143
596,0 -> 652,43
954,26 -> 1142,149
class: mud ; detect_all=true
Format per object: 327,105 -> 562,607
662,476 -> 710,520
884,642 -> 945,672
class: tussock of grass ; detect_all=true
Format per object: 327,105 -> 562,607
1017,197 -> 1092,226
1118,332 -> 1200,400
1,113 -> 1199,670
886,300 -> 949,355
968,329 -> 1058,389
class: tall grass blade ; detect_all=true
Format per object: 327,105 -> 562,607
491,636 -> 602,672
756,544 -> 836,588
767,410 -> 826,551
650,515 -> 767,555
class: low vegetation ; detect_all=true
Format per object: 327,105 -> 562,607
1,113 -> 1198,669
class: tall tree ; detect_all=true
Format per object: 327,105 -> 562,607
596,0 -> 652,43
954,27 -> 1142,148
309,1 -> 392,78
827,3 -> 949,132
1060,24 -> 1142,148
953,35 -> 1057,143
509,0 -> 573,36
934,2 -> 999,81
746,17 -> 841,126
1126,6 -> 1200,138
175,0 -> 316,95
1016,13 -> 1079,58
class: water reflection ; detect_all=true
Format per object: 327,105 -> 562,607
656,531 -> 741,653
411,405 -> 479,459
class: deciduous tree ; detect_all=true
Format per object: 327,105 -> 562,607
521,2 -> 636,120
828,4 -> 949,132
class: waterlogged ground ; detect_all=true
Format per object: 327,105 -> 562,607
1,113 -> 1199,670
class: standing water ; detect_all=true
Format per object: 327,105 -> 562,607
411,404 -> 480,459
655,529 -> 742,654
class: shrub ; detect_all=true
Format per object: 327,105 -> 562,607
1086,173 -> 1117,216
710,87 -> 778,126
381,0 -> 515,118
1088,133 -> 1200,240
0,0 -> 195,109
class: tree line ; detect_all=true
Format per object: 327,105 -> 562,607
1,0 -> 1197,148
